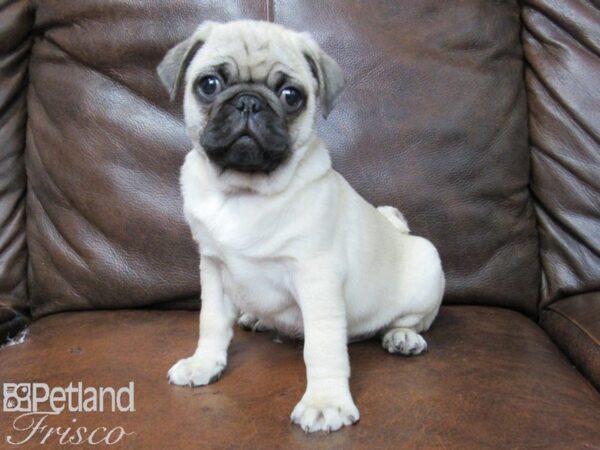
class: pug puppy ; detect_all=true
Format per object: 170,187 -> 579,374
158,20 -> 444,433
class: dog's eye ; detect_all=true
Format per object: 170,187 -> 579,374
196,75 -> 222,100
279,86 -> 303,112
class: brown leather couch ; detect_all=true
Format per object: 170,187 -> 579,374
1,1 -> 599,448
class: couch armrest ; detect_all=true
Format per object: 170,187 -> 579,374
0,305 -> 27,344
541,293 -> 600,391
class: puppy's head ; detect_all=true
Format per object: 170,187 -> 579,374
158,20 -> 344,176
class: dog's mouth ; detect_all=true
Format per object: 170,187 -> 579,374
201,117 -> 290,174
222,134 -> 266,172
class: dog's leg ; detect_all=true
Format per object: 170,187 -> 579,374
382,236 -> 443,356
168,256 -> 235,386
290,265 -> 359,433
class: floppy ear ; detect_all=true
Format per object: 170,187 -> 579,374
157,21 -> 216,101
301,35 -> 345,118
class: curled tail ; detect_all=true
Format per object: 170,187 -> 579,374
377,205 -> 410,234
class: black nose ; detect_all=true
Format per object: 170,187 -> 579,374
234,93 -> 263,114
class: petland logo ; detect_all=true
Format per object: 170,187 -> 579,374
2,382 -> 135,446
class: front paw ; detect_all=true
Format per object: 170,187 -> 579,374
291,388 -> 359,433
238,312 -> 269,332
167,356 -> 225,387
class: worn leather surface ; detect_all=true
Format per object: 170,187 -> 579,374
541,292 -> 600,390
24,0 -> 540,318
0,307 -> 599,448
522,0 -> 600,308
0,0 -> 31,315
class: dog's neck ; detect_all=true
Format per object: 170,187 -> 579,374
196,134 -> 331,197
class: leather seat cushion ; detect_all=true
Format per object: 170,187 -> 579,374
541,293 -> 600,391
1,306 -> 599,448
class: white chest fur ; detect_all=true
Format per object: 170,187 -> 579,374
180,150 -> 305,334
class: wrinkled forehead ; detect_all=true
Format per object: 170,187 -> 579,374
189,25 -> 311,87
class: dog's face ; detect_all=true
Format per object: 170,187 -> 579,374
158,20 -> 344,176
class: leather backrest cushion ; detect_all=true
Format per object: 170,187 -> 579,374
26,0 -> 540,318
0,0 -> 32,315
26,1 -> 266,317
522,0 -> 600,309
